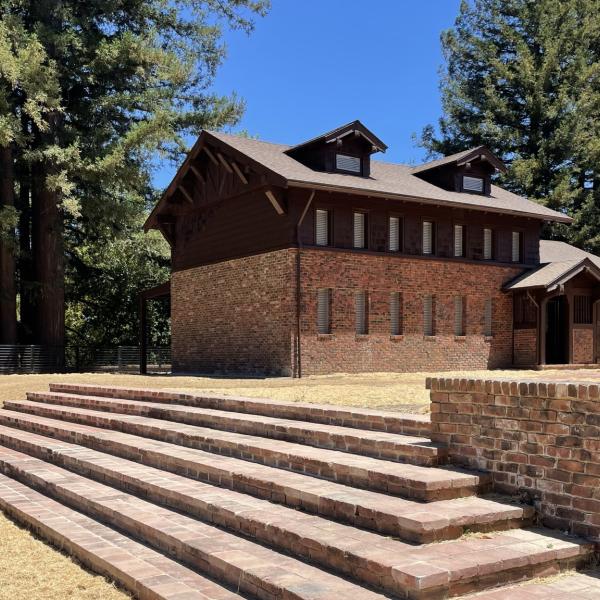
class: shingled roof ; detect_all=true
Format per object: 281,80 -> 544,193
505,241 -> 600,291
204,131 -> 571,223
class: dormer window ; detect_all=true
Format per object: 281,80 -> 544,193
463,176 -> 484,193
336,154 -> 361,174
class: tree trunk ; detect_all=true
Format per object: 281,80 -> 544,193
32,160 -> 65,363
0,145 -> 17,344
17,160 -> 35,342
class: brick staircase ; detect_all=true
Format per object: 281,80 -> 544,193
0,382 -> 596,600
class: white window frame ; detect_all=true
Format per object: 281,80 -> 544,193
315,209 -> 330,246
512,231 -> 522,263
389,216 -> 401,252
454,224 -> 464,258
422,221 -> 434,255
353,212 -> 366,249
483,228 -> 493,260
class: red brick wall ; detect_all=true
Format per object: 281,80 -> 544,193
573,327 -> 594,364
513,328 -> 537,366
298,248 -> 522,375
428,376 -> 600,541
171,250 -> 296,375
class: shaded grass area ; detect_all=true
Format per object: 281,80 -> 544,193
0,512 -> 129,600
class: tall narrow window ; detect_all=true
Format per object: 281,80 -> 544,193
355,291 -> 368,334
389,216 -> 401,252
353,212 -> 366,249
454,224 -> 464,257
423,295 -> 434,337
315,209 -> 330,246
422,221 -> 434,255
512,231 -> 522,262
390,292 -> 402,335
483,228 -> 493,260
454,296 -> 465,336
484,298 -> 493,336
317,289 -> 331,334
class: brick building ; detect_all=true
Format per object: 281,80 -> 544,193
144,121 -> 599,375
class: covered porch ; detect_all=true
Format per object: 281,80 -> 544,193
507,257 -> 600,367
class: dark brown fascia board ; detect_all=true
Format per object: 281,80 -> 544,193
287,180 -> 573,224
456,147 -> 507,173
548,258 -> 600,291
144,131 -> 289,231
286,120 -> 388,154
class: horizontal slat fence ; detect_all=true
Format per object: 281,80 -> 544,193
0,345 -> 170,374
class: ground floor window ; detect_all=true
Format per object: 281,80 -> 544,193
317,288 -> 331,333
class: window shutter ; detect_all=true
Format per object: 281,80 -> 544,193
315,209 -> 329,246
423,295 -> 434,336
512,231 -> 521,262
484,298 -> 493,336
353,212 -> 366,249
390,292 -> 402,335
336,154 -> 361,173
454,296 -> 464,336
483,228 -> 493,260
317,289 -> 330,333
422,221 -> 433,255
355,291 -> 368,334
454,225 -> 464,257
389,216 -> 400,252
463,176 -> 484,192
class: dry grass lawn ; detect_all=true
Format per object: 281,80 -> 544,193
2,366 -> 600,598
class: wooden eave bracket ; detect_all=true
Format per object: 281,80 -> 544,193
265,188 -> 286,215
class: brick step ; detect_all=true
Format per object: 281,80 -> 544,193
0,448 -> 391,600
26,390 -> 444,464
0,473 -> 244,600
0,424 -> 534,563
0,413 -> 488,540
458,569 -> 600,599
2,401 -> 474,496
0,448 -> 592,600
49,382 -> 431,436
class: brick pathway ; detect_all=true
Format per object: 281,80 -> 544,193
0,383 -> 596,599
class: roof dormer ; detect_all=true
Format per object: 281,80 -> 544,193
412,146 -> 506,196
285,120 -> 387,178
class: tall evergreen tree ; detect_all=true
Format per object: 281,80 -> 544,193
421,0 -> 600,250
0,0 -> 269,356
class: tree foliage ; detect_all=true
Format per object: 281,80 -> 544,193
421,0 -> 600,250
0,0 -> 269,350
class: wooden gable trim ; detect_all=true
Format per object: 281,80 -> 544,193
144,131 -> 288,232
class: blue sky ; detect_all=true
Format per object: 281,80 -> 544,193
154,0 -> 462,188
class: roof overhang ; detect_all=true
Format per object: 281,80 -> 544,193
287,180 -> 573,224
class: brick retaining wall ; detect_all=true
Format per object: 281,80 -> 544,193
427,376 -> 600,541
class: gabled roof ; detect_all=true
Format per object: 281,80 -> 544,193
411,146 -> 507,175
505,241 -> 600,291
285,120 -> 388,154
203,132 -> 572,223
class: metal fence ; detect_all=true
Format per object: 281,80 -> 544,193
0,345 -> 171,374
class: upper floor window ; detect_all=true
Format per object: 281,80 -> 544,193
422,221 -> 435,255
315,209 -> 330,246
389,216 -> 402,252
511,231 -> 522,262
454,224 -> 464,257
336,154 -> 361,174
483,228 -> 493,260
463,175 -> 484,193
353,212 -> 367,249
